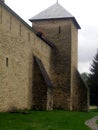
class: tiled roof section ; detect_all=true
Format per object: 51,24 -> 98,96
0,1 -> 56,48
35,56 -> 53,88
30,3 -> 73,20
30,3 -> 80,29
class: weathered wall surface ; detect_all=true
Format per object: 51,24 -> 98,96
32,19 -> 89,111
33,20 -> 73,110
0,4 -> 52,112
70,22 -> 78,110
0,2 -> 89,112
33,58 -> 47,110
32,57 -> 53,110
70,23 -> 89,111
72,68 -> 89,111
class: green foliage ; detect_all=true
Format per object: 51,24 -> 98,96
81,72 -> 88,84
88,49 -> 98,106
96,120 -> 98,125
0,110 -> 97,130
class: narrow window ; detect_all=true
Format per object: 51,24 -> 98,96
59,26 -> 61,34
0,9 -> 2,24
6,58 -> 8,67
10,16 -> 12,31
28,32 -> 30,42
20,24 -> 21,36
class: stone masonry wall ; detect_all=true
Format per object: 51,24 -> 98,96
70,22 -> 78,110
72,68 -> 89,111
33,20 -> 73,110
32,58 -> 47,110
0,3 -> 89,112
71,23 -> 89,111
0,4 -> 52,112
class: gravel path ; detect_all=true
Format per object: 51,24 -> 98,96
85,116 -> 98,130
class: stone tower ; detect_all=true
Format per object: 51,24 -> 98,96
0,1 -> 89,111
30,3 -> 89,111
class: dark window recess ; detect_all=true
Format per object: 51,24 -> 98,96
20,24 -> 21,36
28,32 -> 30,42
6,58 -> 8,67
59,26 -> 61,34
10,16 -> 12,31
0,10 -> 2,24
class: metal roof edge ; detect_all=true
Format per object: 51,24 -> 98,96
72,17 -> 81,29
30,17 -> 81,29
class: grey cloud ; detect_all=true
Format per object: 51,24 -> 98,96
78,25 -> 98,72
78,25 -> 98,63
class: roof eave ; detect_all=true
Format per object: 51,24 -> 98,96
29,17 -> 81,29
72,17 -> 81,29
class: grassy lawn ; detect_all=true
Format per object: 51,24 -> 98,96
0,110 -> 98,130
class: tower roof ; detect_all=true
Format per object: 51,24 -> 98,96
29,3 -> 80,29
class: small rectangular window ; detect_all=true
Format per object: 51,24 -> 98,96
10,16 -> 12,31
6,57 -> 8,67
20,24 -> 21,36
0,9 -> 2,24
59,26 -> 61,34
28,32 -> 30,42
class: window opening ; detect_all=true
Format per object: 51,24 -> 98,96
6,57 -> 8,67
59,26 -> 61,34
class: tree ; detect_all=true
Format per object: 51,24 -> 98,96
81,72 -> 88,84
88,49 -> 98,107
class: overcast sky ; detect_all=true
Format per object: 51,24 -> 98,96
5,0 -> 98,73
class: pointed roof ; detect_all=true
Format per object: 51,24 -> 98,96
29,3 -> 80,29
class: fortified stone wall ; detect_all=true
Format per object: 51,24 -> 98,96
72,68 -> 89,111
32,57 -> 53,111
33,20 -> 73,110
0,4 -> 52,112
33,58 -> 47,110
70,23 -> 89,111
0,2 -> 89,112
70,22 -> 78,110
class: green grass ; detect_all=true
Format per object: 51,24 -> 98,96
0,110 -> 98,130
96,120 -> 98,125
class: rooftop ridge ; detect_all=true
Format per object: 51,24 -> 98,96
29,3 -> 80,29
30,3 -> 73,21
